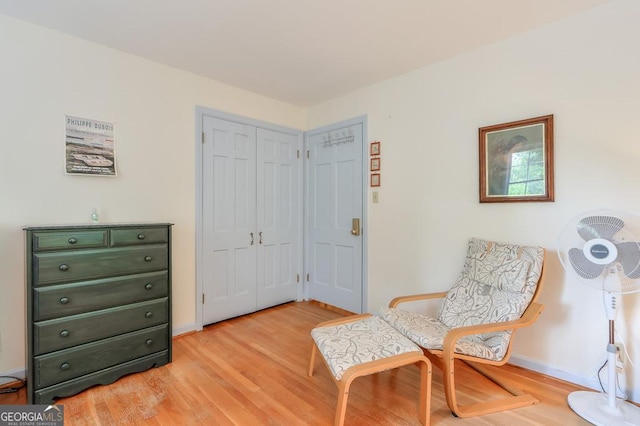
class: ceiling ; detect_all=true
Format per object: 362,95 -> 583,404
0,0 -> 609,107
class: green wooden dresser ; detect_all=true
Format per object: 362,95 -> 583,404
24,223 -> 172,404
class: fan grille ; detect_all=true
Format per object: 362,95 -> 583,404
558,210 -> 640,294
576,215 -> 624,240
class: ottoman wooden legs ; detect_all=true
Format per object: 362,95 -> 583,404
309,314 -> 432,426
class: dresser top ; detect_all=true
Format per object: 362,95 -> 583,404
23,222 -> 173,231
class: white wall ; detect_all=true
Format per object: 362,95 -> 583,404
307,0 -> 640,399
0,14 -> 304,377
2,0 -> 640,402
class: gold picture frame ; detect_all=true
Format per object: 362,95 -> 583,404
479,114 -> 554,203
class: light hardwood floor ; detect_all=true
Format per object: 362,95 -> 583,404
2,301 -> 592,425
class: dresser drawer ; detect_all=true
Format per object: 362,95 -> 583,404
33,351 -> 169,404
110,227 -> 168,246
34,298 -> 168,355
33,244 -> 168,286
33,271 -> 168,320
34,324 -> 168,389
32,230 -> 108,251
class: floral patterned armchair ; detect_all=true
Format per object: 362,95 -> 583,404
380,237 -> 546,418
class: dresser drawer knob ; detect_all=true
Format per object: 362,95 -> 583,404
144,256 -> 153,262
145,339 -> 153,346
67,237 -> 78,244
144,283 -> 153,290
59,297 -> 70,305
145,311 -> 153,318
59,330 -> 70,338
60,363 -> 70,371
137,234 -> 146,240
59,264 -> 69,272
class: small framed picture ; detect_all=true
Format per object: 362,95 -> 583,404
370,141 -> 380,156
371,173 -> 381,187
370,157 -> 380,171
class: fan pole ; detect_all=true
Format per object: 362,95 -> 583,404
606,319 -> 618,412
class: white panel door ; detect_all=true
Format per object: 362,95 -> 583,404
307,124 -> 363,313
256,128 -> 300,309
201,114 -> 301,325
202,116 -> 257,324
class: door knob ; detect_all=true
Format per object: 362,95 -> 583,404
351,218 -> 361,236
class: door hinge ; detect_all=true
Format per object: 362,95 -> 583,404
297,149 -> 300,159
306,273 -> 310,282
202,293 -> 205,304
307,150 -> 310,159
202,132 -> 205,144
296,274 -> 300,283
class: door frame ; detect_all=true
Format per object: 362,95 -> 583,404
303,115 -> 369,313
195,106 -> 304,330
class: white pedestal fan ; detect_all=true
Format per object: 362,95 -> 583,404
558,211 -> 640,425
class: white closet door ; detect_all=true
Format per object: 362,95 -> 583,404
307,124 -> 364,313
202,116 -> 257,324
256,128 -> 300,309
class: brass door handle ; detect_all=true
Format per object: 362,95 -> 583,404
351,218 -> 361,236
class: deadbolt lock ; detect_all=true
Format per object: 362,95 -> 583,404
351,218 -> 361,236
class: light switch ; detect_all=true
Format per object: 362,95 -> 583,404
372,191 -> 379,203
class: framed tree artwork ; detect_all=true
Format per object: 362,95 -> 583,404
479,115 -> 554,203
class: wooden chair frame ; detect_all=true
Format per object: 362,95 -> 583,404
309,314 -> 432,426
388,261 -> 545,418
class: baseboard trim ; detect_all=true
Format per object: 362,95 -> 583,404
173,322 -> 197,337
510,355 -> 638,403
308,300 -> 356,316
0,367 -> 26,386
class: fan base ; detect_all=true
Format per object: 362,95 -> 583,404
568,391 -> 640,425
